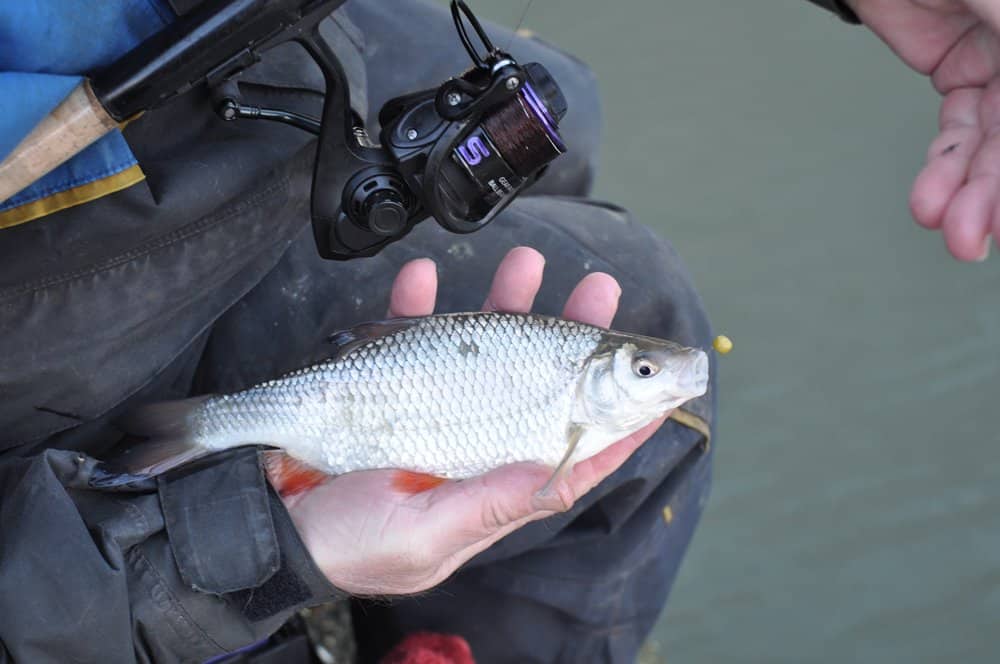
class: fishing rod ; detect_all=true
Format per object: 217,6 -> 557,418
0,0 -> 568,260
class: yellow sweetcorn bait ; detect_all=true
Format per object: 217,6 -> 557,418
713,335 -> 733,355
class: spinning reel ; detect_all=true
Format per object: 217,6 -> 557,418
215,0 -> 568,259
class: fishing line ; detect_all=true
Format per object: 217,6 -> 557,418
441,0 -> 565,213
506,0 -> 535,50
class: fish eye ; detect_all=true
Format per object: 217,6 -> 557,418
632,357 -> 659,378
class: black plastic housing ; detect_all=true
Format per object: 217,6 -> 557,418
90,0 -> 345,121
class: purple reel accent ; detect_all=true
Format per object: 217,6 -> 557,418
519,81 -> 566,152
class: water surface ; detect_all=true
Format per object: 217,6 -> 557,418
477,2 -> 1000,661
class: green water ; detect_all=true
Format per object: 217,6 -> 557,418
477,2 -> 1000,661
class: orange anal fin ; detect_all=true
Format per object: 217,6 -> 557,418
391,470 -> 449,494
262,451 -> 330,497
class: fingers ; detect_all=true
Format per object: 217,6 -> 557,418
912,85 -> 999,260
911,88 -> 983,230
388,246 -> 547,319
391,249 -> 623,319
387,258 -> 437,317
481,246 -> 545,313
946,78 -> 1000,259
941,175 -> 996,260
561,272 -> 622,327
910,129 -> 980,230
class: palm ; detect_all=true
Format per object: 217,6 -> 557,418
853,0 -> 1000,260
282,248 -> 666,596
286,424 -> 659,596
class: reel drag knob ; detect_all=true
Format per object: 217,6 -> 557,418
365,190 -> 408,236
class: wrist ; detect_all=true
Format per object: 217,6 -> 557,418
277,486 -> 330,579
226,486 -> 344,624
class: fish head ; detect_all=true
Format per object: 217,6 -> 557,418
579,333 -> 709,433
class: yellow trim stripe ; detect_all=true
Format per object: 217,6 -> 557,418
669,408 -> 712,449
0,163 -> 145,229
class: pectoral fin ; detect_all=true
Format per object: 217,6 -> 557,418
537,424 -> 584,497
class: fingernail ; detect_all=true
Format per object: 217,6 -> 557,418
977,238 -> 991,262
531,484 -> 575,513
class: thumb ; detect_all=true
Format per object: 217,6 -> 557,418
417,462 -> 567,562
432,417 -> 669,539
436,465 -> 571,566
450,463 -> 562,534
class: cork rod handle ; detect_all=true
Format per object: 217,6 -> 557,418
0,81 -> 120,204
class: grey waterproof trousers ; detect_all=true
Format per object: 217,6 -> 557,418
0,2 -> 716,662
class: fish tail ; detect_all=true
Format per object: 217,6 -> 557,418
90,396 -> 213,488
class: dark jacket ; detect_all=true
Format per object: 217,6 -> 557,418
0,0 -> 858,661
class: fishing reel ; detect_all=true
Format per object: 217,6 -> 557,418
215,0 -> 568,259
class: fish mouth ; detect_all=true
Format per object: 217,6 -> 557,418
675,351 -> 709,397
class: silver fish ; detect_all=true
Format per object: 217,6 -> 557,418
102,312 -> 708,492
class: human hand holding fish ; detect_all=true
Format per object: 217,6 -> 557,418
276,247 -> 711,596
283,247 -> 673,596
98,247 -> 709,597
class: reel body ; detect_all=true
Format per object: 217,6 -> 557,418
216,1 -> 568,259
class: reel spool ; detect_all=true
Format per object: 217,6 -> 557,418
440,62 -> 567,224
389,1 -> 568,235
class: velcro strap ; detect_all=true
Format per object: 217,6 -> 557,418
159,447 -> 280,594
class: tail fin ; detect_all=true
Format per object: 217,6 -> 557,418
91,396 -> 213,488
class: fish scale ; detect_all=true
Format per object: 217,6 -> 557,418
100,312 -> 710,491
195,314 -> 601,477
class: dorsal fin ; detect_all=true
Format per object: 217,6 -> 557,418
326,317 -> 422,359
